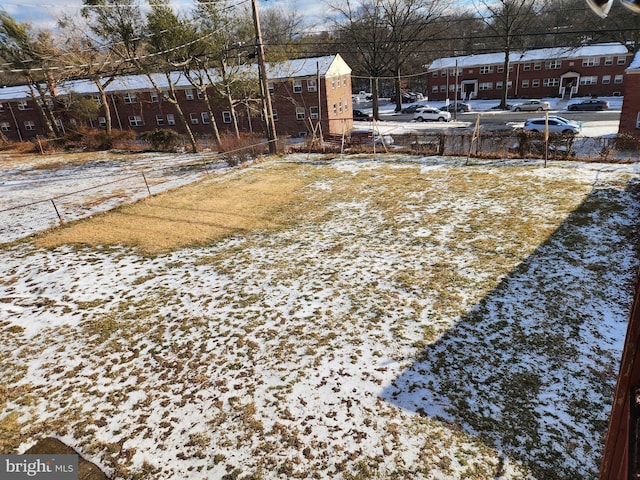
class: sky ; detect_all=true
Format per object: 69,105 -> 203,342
1,0 -> 331,31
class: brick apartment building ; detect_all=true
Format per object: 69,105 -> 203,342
618,51 -> 640,137
0,54 -> 354,143
427,43 -> 631,102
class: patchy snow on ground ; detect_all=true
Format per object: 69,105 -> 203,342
0,151 -> 229,244
1,153 -> 640,479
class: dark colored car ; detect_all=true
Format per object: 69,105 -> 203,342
441,102 -> 471,113
401,104 -> 423,114
353,109 -> 373,121
567,99 -> 609,111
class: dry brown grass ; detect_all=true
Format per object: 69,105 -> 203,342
34,160 -> 323,255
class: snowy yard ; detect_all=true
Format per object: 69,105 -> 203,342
1,152 -> 640,479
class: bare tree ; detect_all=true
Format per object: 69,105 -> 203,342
145,0 -> 200,152
474,0 -> 536,109
384,0 -> 446,112
331,0 -> 397,119
0,13 -> 66,138
192,0 -> 257,142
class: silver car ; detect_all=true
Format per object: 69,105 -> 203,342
523,116 -> 582,134
511,99 -> 551,112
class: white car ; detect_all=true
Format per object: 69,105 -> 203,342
413,107 -> 451,122
511,99 -> 551,112
523,116 -> 582,134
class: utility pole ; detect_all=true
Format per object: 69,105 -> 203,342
251,0 -> 278,154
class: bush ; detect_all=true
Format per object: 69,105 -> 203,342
218,133 -> 268,166
139,129 -> 180,152
615,133 -> 640,151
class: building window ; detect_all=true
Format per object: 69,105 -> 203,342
190,112 -> 199,124
432,71 -> 439,77
98,117 -> 107,127
333,103 -> 337,115
197,90 -> 204,100
440,85 -> 446,92
534,63 -> 542,70
543,78 -> 560,87
582,57 -> 600,67
343,75 -> 347,86
0,122 -> 10,131
128,116 -> 143,127
432,85 -> 439,93
579,76 -> 598,85
150,91 -> 159,103
23,121 -> 36,130
0,103 -> 3,111
479,66 -> 493,74
201,112 -> 210,124
156,115 -> 164,125
523,63 -> 531,71
614,74 -> 624,84
268,83 -> 274,93
167,114 -> 175,125
222,111 -> 232,124
123,93 -> 137,104
479,82 -> 493,91
310,106 -> 319,119
602,75 -> 611,85
496,81 -> 503,90
532,79 -> 540,87
441,70 -> 447,77
636,112 -> 640,129
185,89 -> 195,100
546,60 -> 561,69
497,66 -> 503,73
618,57 -> 627,65
273,110 -> 278,121
293,80 -> 302,93
307,79 -> 317,92
521,79 -> 530,88
296,107 -> 305,120
605,56 -> 613,66
18,101 -> 28,110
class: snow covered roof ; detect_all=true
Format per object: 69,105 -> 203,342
627,50 -> 640,71
0,55 -> 346,101
427,43 -> 630,71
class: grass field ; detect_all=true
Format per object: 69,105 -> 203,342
1,153 -> 640,479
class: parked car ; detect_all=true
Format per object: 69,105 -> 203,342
523,115 -> 582,134
401,104 -> 424,114
349,129 -> 394,146
413,107 -> 451,122
390,92 -> 424,103
353,109 -> 373,121
567,98 -> 609,111
441,102 -> 471,113
511,99 -> 551,112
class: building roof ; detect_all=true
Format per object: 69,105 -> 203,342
627,50 -> 640,71
0,54 -> 347,101
427,43 -> 630,71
